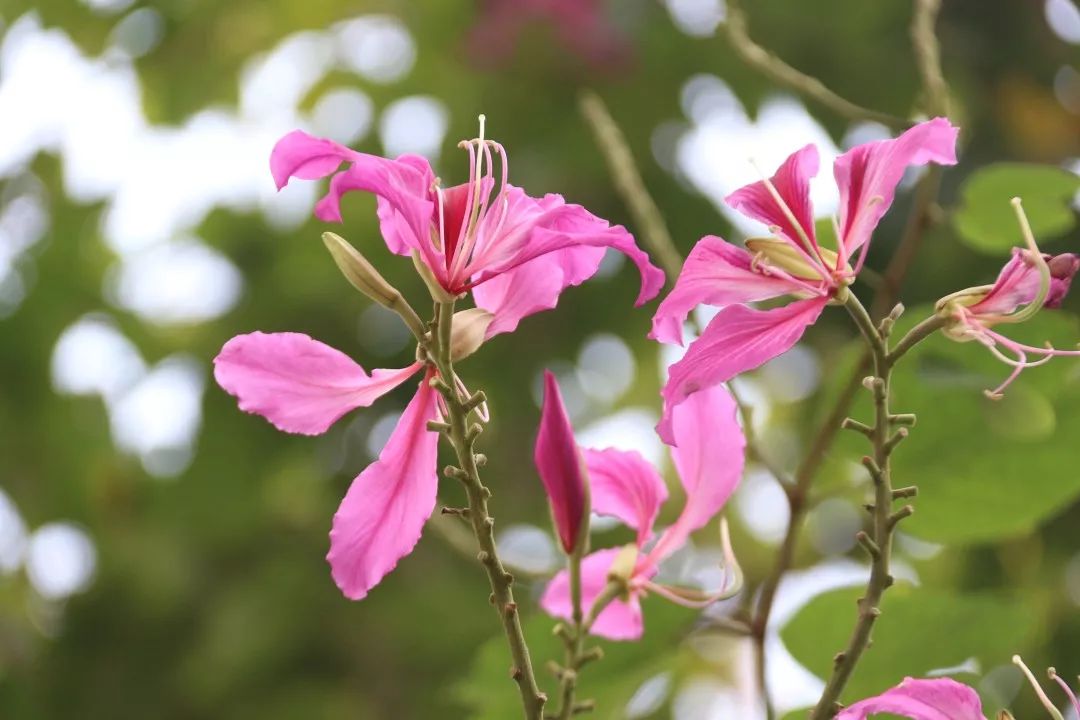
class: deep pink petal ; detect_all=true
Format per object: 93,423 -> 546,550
535,371 -> 589,554
836,677 -> 986,720
650,236 -> 821,345
1047,252 -> 1080,308
835,118 -> 958,262
471,244 -> 606,339
726,144 -> 819,253
966,248 -> 1043,317
658,298 -> 828,443
583,448 -> 668,546
468,188 -> 665,306
269,130 -> 359,190
327,379 -> 440,600
540,548 -> 645,641
647,384 -> 745,566
213,332 -> 423,435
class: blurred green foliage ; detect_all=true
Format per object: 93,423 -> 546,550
0,0 -> 1079,719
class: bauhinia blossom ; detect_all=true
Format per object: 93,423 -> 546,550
539,383 -> 745,640
837,655 -> 1080,720
270,116 -> 664,341
534,371 -> 590,554
651,118 -> 958,441
935,199 -> 1079,398
213,119 -> 663,602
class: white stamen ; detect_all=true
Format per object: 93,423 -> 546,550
1014,655 -> 1066,720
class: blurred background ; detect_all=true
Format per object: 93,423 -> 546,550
1,0 -> 1079,717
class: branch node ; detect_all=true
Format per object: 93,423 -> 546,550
884,427 -> 910,454
841,417 -> 874,437
889,413 -> 917,427
855,531 -> 881,559
891,485 -> 918,500
888,505 -> 915,529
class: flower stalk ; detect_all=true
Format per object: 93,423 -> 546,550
428,300 -> 546,720
809,293 -> 921,719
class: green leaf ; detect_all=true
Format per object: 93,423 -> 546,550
781,585 -> 1037,703
827,306 -> 1080,544
952,163 -> 1080,255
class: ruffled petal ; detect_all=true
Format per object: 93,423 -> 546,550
471,244 -> 606,339
647,384 -> 744,565
540,548 -> 645,641
659,298 -> 827,443
583,448 -> 669,546
834,118 -> 959,263
650,236 -> 819,345
836,677 -> 986,720
467,188 -> 665,306
269,130 -> 358,189
327,380 -> 440,600
725,144 -> 819,253
535,371 -> 589,554
214,332 -> 423,435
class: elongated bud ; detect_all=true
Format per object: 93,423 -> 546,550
322,232 -> 401,307
450,308 -> 494,362
410,249 -> 456,302
534,371 -> 591,555
323,232 -> 426,339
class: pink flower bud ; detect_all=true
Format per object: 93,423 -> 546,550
534,371 -> 589,554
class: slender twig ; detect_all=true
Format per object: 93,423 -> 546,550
724,0 -> 909,130
911,0 -> 951,118
729,382 -> 795,490
578,90 -> 684,281
808,293 -> 916,719
429,301 -> 546,720
549,581 -> 624,720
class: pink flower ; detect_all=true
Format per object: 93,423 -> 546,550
214,332 -> 438,601
651,119 -> 959,442
836,677 -> 987,720
271,118 -> 664,341
467,0 -> 630,70
936,233 -> 1079,398
534,371 -> 589,554
539,384 -> 745,640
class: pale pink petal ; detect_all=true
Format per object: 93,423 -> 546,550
471,245 -> 606,339
726,144 -> 819,253
650,235 -> 821,345
327,379 -> 440,600
647,385 -> 745,565
583,448 -> 669,546
658,298 -> 828,443
213,332 -> 423,435
535,371 -> 589,554
966,249 -> 1044,317
835,118 -> 959,262
467,188 -> 665,307
836,677 -> 987,720
269,130 -> 358,189
540,548 -> 645,641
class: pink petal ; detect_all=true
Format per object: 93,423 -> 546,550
650,235 -> 820,345
966,248 -> 1044,316
836,677 -> 987,720
471,244 -> 606,339
468,188 -> 665,307
540,548 -> 645,641
327,379 -> 441,600
1047,252 -> 1080,308
659,298 -> 828,444
583,448 -> 669,546
726,144 -> 819,253
269,130 -> 358,189
535,371 -> 589,554
647,384 -> 745,565
835,118 -> 959,262
213,332 -> 423,435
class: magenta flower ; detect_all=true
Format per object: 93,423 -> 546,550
937,240 -> 1079,398
836,677 -> 986,720
539,384 -> 745,640
650,118 -> 958,441
271,118 -> 664,340
467,0 -> 630,70
535,371 -> 589,554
